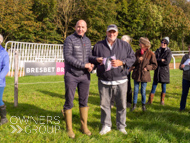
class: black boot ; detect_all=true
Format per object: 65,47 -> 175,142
130,104 -> 136,112
127,102 -> 132,108
142,104 -> 146,112
0,105 -> 8,126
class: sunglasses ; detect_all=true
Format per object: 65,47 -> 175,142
161,41 -> 167,44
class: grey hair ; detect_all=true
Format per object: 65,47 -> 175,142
0,34 -> 3,45
121,35 -> 131,43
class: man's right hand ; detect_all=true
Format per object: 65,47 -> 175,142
139,57 -> 143,61
85,63 -> 94,72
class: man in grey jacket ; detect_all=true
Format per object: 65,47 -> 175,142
62,20 -> 102,138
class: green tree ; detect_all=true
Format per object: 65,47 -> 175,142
32,0 -> 61,43
54,0 -> 84,42
82,0 -> 118,44
119,0 -> 163,50
153,0 -> 190,50
0,0 -> 39,42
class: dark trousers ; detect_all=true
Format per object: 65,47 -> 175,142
111,73 -> 132,106
180,79 -> 190,110
63,72 -> 90,110
127,72 -> 132,104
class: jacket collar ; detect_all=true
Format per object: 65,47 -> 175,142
74,32 -> 86,38
105,37 -> 118,47
158,46 -> 169,52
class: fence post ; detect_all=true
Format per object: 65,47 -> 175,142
14,50 -> 19,107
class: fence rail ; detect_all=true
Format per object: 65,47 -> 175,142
5,41 -> 64,77
5,41 -> 189,76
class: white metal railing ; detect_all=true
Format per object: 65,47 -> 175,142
171,50 -> 188,54
5,41 -> 64,77
4,41 -> 189,76
172,54 -> 184,69
171,51 -> 188,69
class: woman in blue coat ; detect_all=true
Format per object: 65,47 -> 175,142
0,34 -> 9,125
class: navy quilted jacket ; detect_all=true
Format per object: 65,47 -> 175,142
63,32 -> 96,76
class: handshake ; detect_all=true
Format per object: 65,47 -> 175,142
85,57 -> 103,72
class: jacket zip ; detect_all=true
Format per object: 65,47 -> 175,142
81,37 -> 85,63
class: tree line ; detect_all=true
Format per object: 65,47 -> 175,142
0,0 -> 190,51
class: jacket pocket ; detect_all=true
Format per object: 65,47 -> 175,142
70,67 -> 85,77
142,70 -> 150,82
132,69 -> 138,80
97,65 -> 106,77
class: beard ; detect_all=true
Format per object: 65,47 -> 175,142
107,37 -> 117,43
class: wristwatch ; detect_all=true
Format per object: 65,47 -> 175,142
122,61 -> 126,66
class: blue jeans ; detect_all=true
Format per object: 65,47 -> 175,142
180,79 -> 190,110
133,80 -> 147,104
151,81 -> 166,94
0,87 -> 5,106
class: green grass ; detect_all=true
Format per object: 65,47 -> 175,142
0,70 -> 190,143
170,56 -> 183,63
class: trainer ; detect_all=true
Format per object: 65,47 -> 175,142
62,20 -> 102,138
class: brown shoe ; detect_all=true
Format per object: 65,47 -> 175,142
79,107 -> 92,136
146,93 -> 154,104
64,109 -> 75,138
161,93 -> 165,105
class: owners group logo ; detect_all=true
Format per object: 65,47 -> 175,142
10,116 -> 60,134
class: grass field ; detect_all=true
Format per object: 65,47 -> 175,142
0,69 -> 190,143
170,56 -> 183,63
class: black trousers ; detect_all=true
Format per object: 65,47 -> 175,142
127,72 -> 132,104
63,72 -> 90,110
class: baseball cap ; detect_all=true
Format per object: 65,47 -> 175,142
107,24 -> 118,32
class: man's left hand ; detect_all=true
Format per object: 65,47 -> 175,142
96,57 -> 103,64
88,64 -> 94,72
111,59 -> 123,67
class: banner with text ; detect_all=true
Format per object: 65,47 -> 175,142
25,62 -> 65,76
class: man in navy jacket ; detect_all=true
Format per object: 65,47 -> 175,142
92,24 -> 136,135
62,20 -> 102,138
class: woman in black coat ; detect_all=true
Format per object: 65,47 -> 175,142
147,37 -> 172,105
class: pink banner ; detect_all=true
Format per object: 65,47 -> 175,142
56,62 -> 65,75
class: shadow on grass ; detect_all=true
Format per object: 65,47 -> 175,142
127,102 -> 189,126
88,95 -> 100,106
4,101 -> 67,128
145,89 -> 182,100
4,100 -> 99,130
37,90 -> 64,99
127,108 -> 190,141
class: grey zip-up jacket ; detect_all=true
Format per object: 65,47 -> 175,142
64,32 -> 96,77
